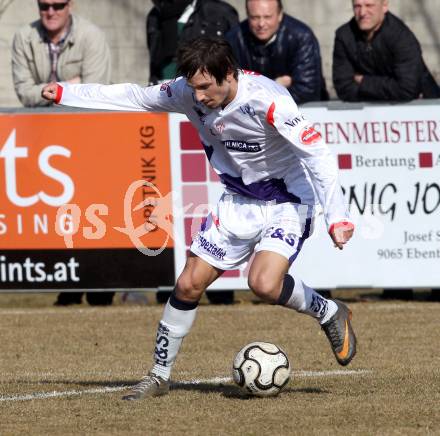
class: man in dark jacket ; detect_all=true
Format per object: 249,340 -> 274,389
147,0 -> 238,85
333,0 -> 440,102
226,0 -> 328,104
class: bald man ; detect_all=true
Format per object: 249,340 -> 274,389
333,0 -> 440,101
226,0 -> 328,104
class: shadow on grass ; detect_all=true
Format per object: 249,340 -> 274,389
221,386 -> 328,400
171,382 -> 327,399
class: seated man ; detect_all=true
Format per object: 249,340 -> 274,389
333,0 -> 440,102
12,0 -> 111,107
226,0 -> 328,105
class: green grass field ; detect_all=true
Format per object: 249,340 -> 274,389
0,292 -> 439,435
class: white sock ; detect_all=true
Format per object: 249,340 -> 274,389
277,273 -> 337,324
150,293 -> 198,380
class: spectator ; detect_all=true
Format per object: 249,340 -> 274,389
12,0 -> 113,305
147,0 -> 238,85
333,0 -> 440,102
12,0 -> 111,107
226,0 -> 328,104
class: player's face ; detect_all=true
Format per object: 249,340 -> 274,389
353,0 -> 388,35
247,0 -> 283,43
38,0 -> 72,36
187,70 -> 238,109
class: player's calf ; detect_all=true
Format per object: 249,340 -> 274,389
276,274 -> 357,365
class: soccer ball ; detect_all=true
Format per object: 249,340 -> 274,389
232,342 -> 291,397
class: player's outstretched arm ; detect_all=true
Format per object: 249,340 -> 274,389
329,221 -> 354,250
41,80 -> 186,113
41,82 -> 148,111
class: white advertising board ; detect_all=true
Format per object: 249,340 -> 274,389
169,103 -> 440,289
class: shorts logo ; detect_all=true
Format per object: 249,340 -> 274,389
198,235 -> 226,260
300,127 -> 321,145
222,140 -> 261,153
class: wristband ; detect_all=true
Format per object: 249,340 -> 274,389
329,221 -> 354,234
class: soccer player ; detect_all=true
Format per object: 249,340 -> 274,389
42,37 -> 356,400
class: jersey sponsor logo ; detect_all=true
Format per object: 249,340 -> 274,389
300,126 -> 321,145
239,104 -> 256,117
198,235 -> 226,260
222,140 -> 261,153
284,114 -> 305,128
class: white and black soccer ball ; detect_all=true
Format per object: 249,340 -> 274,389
232,342 -> 291,397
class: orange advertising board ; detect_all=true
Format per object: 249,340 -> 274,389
0,112 -> 173,250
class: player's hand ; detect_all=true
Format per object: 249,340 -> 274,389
329,221 -> 354,250
41,82 -> 59,102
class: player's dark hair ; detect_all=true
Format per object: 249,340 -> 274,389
176,37 -> 239,85
246,0 -> 283,13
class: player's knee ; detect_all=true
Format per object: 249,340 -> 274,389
248,272 -> 280,303
175,274 -> 206,302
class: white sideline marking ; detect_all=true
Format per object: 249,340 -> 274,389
296,369 -> 371,377
368,304 -> 437,310
0,370 -> 371,402
2,303 -> 436,317
0,386 -> 128,402
0,307 -> 148,316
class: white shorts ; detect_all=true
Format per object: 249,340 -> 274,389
190,193 -> 316,270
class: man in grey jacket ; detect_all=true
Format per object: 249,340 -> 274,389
12,0 -> 113,305
12,0 -> 111,107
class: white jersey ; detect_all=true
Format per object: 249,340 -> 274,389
56,71 -> 349,228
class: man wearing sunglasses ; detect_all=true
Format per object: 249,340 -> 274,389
12,1 -> 113,305
12,0 -> 111,107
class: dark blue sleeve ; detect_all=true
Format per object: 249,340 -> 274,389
286,29 -> 324,104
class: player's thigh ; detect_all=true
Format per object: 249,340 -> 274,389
258,203 -> 314,265
248,250 -> 289,300
190,202 -> 259,271
175,254 -> 224,301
